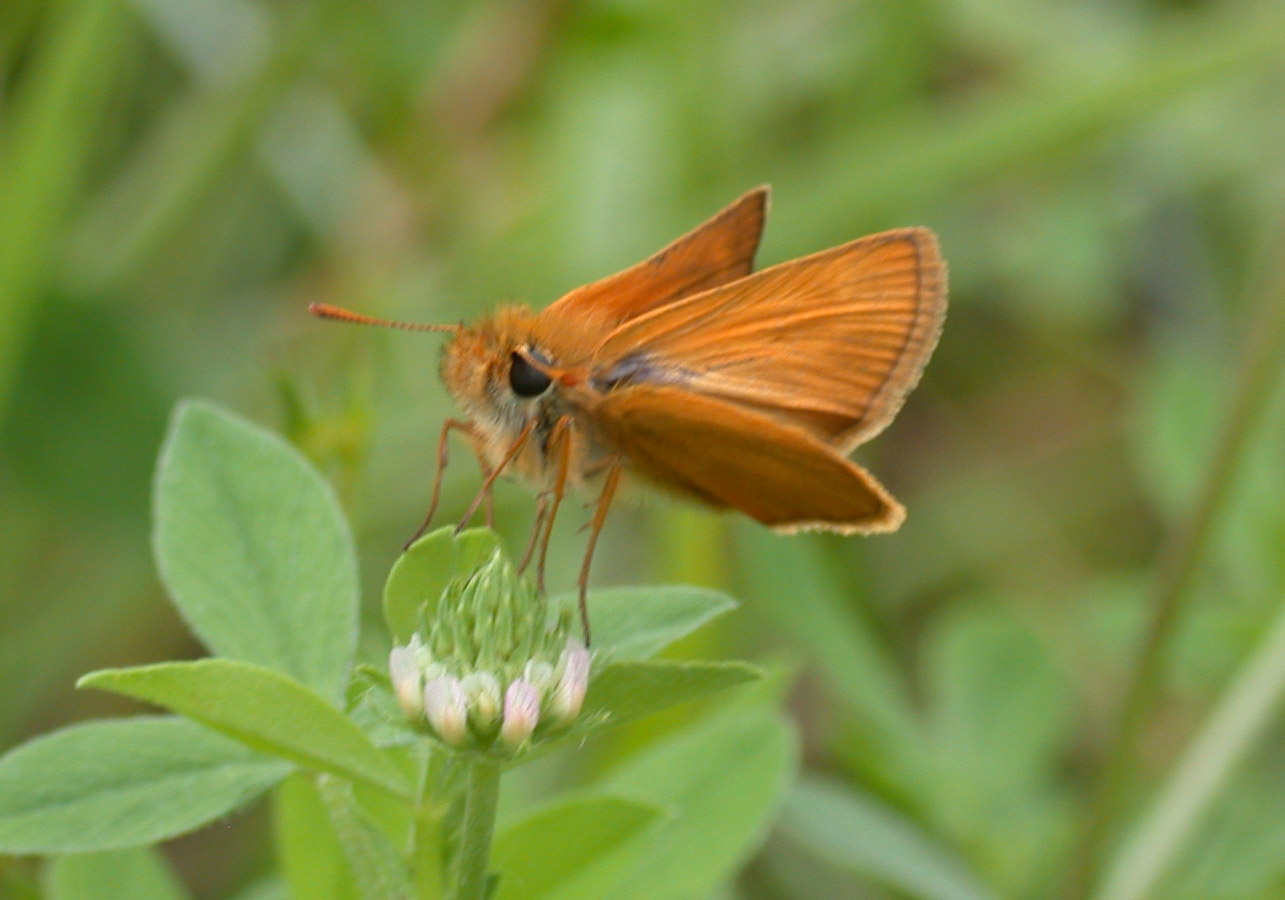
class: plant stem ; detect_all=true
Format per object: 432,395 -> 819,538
449,757 -> 502,900
1068,215 -> 1285,899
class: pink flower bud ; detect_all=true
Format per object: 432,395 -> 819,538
549,640 -> 591,724
500,679 -> 541,748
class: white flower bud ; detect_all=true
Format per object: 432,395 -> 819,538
500,679 -> 541,748
461,671 -> 503,731
423,675 -> 469,747
388,643 -> 424,719
549,640 -> 591,724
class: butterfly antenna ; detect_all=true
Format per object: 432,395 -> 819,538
309,302 -> 460,334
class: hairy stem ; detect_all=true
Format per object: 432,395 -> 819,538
449,757 -> 502,900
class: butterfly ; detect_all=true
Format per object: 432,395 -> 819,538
313,186 -> 947,641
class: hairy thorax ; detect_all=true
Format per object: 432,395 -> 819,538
439,306 -> 612,491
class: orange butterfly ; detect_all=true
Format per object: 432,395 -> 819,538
313,187 -> 947,641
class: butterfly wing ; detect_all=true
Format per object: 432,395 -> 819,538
592,385 -> 903,532
540,187 -> 768,332
588,228 -> 945,451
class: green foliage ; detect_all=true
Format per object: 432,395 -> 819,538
0,0 -> 131,417
274,775 -> 363,900
314,776 -> 415,900
491,797 -> 661,900
597,705 -> 797,900
1,399 -> 775,899
572,660 -> 761,739
385,529 -> 504,645
556,587 -> 736,662
45,848 -> 190,900
773,777 -> 997,900
154,402 -> 358,703
1096,601 -> 1285,900
4,1 -> 1285,898
0,718 -> 288,854
79,660 -> 411,799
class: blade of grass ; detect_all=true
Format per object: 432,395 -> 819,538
0,0 -> 132,423
1093,593 -> 1285,900
784,4 -> 1285,240
63,0 -> 329,295
0,0 -> 42,72
1070,206 -> 1285,897
731,525 -> 925,799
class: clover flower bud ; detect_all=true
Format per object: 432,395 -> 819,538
388,641 -> 425,719
499,679 -> 541,749
461,671 -> 503,734
549,639 -> 591,725
423,675 -> 469,747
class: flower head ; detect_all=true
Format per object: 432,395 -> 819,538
386,547 -> 593,755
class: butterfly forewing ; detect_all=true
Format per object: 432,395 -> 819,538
589,228 -> 945,450
593,385 -> 903,533
540,187 -> 769,332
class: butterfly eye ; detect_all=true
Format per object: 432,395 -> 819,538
509,351 -> 552,397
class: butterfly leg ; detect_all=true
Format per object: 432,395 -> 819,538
576,462 -> 622,646
517,494 -> 548,573
406,418 -> 476,549
534,416 -> 574,595
455,418 -> 536,534
481,460 -> 496,527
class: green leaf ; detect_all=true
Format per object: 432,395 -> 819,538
45,847 -> 190,900
570,660 -> 762,739
348,666 -> 422,748
493,797 -> 662,900
274,775 -> 361,900
556,586 -> 737,661
598,708 -> 797,900
79,659 -> 410,799
775,777 -> 999,900
154,401 -> 358,702
384,527 -> 503,643
0,717 -> 287,854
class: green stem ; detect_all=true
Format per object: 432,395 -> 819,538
1068,215 -> 1285,898
449,757 -> 502,900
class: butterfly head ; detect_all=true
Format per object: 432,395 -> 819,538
438,306 -> 564,440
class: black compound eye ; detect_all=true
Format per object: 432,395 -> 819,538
508,351 -> 552,397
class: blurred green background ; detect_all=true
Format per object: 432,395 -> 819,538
3,0 -> 1285,897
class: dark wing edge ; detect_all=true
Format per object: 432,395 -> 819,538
834,226 -> 947,451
